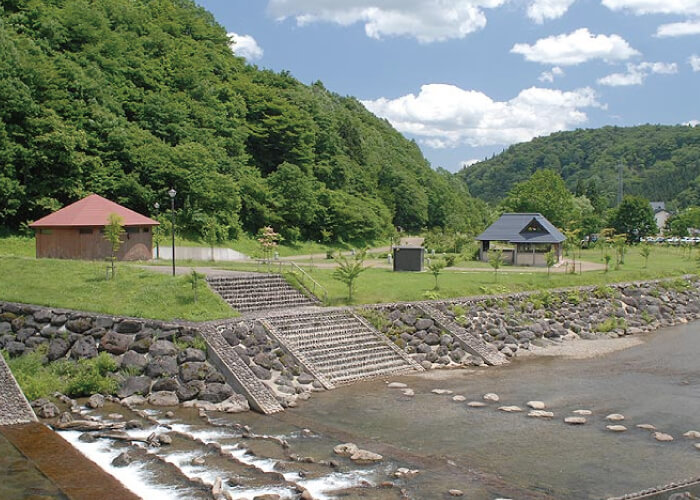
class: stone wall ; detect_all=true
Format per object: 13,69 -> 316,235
0,301 -> 248,412
362,277 -> 700,363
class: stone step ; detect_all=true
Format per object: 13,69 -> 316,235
199,326 -> 283,415
0,353 -> 37,425
261,310 -> 423,388
207,274 -> 317,313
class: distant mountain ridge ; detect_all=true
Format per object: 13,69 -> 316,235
457,125 -> 700,210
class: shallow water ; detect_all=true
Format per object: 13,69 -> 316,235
4,322 -> 700,499
279,321 -> 700,498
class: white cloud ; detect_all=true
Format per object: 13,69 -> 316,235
527,0 -> 576,23
684,120 -> 700,126
511,28 -> 639,65
539,66 -> 565,82
656,20 -> 700,37
602,0 -> 700,16
361,83 -> 603,149
228,32 -> 264,60
266,0 -> 506,43
690,54 -> 700,70
598,61 -> 678,86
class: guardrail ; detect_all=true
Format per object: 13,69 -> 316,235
288,261 -> 329,303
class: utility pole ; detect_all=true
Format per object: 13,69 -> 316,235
617,163 -> 624,206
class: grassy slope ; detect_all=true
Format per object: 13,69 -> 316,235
0,237 -> 235,321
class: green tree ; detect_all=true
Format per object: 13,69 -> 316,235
499,169 -> 575,228
332,249 -> 368,301
188,268 -> 205,303
607,195 -> 658,242
666,207 -> 700,237
103,213 -> 125,279
640,244 -> 651,268
427,258 -> 446,290
545,249 -> 556,277
489,249 -> 504,282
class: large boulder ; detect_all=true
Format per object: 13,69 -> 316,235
415,318 -> 434,331
65,318 -> 92,334
120,350 -> 148,372
177,347 -> 206,364
118,376 -> 152,398
115,319 -> 142,334
199,383 -> 234,403
129,337 -> 153,353
250,365 -> 272,380
152,378 -> 179,392
149,340 -> 177,357
218,394 -> 250,413
179,362 -> 213,382
47,338 -> 70,361
15,328 -> 37,343
100,331 -> 133,355
147,391 -> 179,406
70,336 -> 97,359
176,380 -> 205,402
145,356 -> 177,378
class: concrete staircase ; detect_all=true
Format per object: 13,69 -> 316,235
207,273 -> 317,313
260,310 -> 422,388
0,353 -> 37,425
419,304 -> 509,366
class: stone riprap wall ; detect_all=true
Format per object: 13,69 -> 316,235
438,278 -> 700,358
361,278 -> 700,364
216,321 -> 321,408
358,305 -> 485,370
0,301 -> 249,412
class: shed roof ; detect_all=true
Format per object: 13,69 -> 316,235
30,194 -> 159,228
476,213 -> 565,244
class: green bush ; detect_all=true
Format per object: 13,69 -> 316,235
593,285 -> 615,299
595,318 -> 627,333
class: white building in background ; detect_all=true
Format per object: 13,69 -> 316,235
651,202 -> 671,235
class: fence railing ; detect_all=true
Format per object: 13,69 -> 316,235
288,261 -> 328,303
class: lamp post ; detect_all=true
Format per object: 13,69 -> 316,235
153,202 -> 160,259
168,189 -> 176,276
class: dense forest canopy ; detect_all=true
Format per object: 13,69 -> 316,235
0,0 -> 489,242
458,125 -> 700,212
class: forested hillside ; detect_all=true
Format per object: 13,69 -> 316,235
458,125 -> 700,211
0,0 -> 488,242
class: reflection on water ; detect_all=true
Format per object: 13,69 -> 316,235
0,431 -> 67,500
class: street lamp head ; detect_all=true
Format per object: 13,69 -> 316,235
168,188 -> 176,199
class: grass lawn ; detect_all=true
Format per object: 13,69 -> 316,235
0,255 -> 235,321
0,236 -> 35,258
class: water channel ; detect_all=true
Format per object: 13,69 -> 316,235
2,321 -> 700,499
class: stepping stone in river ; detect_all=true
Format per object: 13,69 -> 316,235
695,443 -> 700,450
467,401 -> 487,408
653,432 -> 674,442
573,409 -> 592,416
483,393 -> 500,402
528,410 -> 554,418
606,425 -> 627,432
637,424 -> 657,431
527,401 -> 546,410
606,413 -> 625,422
388,382 -> 407,389
452,395 -> 466,402
432,389 -> 453,395
684,430 -> 700,439
498,405 -> 523,413
401,388 -> 415,397
565,416 -> 587,425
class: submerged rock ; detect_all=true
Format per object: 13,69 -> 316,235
467,401 -> 486,408
564,416 -> 587,425
637,424 -> 657,431
498,405 -> 523,413
528,410 -> 554,418
606,425 -> 627,432
573,409 -> 592,416
350,449 -> 383,464
334,443 -> 359,457
653,432 -> 674,442
483,393 -> 500,402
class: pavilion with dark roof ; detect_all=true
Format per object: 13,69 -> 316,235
476,213 -> 566,266
29,194 -> 159,261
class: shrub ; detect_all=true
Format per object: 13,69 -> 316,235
595,317 -> 627,333
593,285 -> 615,299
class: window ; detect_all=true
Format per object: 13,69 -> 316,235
125,227 -> 139,234
142,227 -> 150,233
39,229 -> 52,235
79,228 -> 93,234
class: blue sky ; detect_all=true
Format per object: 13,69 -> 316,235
196,0 -> 699,172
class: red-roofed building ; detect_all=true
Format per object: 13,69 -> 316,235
29,194 -> 159,261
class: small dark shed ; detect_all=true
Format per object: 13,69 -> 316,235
393,246 -> 424,272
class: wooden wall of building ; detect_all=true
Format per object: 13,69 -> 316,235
35,227 -> 153,261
